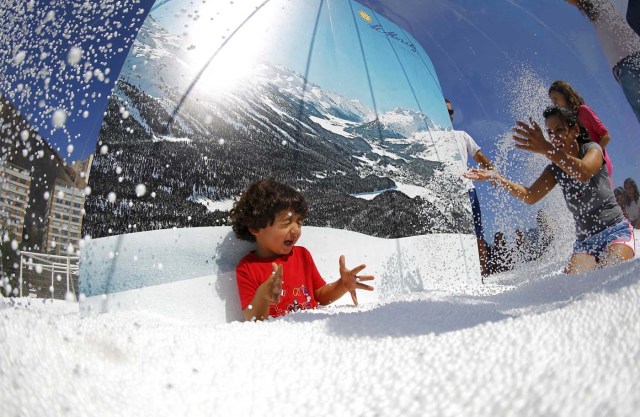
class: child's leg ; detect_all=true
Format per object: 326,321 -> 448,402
564,253 -> 597,274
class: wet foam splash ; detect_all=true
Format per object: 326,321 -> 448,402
490,65 -> 575,271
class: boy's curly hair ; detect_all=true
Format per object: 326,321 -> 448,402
230,178 -> 308,242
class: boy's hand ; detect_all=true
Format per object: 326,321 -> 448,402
258,263 -> 283,303
338,255 -> 374,306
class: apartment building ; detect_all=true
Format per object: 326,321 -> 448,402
42,179 -> 86,254
0,162 -> 31,243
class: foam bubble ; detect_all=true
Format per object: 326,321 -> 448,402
135,184 -> 147,197
51,109 -> 68,128
67,46 -> 83,66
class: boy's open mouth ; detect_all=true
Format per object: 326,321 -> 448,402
284,240 -> 294,246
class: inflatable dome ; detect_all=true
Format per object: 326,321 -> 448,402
1,0 -> 639,324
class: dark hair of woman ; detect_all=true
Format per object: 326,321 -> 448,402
542,105 -> 591,146
548,80 -> 585,113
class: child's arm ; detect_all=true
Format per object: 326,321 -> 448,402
243,263 -> 283,321
314,255 -> 374,306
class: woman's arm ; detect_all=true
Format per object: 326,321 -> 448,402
512,119 -> 603,182
599,133 -> 611,149
466,168 -> 556,205
545,147 -> 603,182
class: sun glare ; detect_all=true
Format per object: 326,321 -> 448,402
182,3 -> 274,95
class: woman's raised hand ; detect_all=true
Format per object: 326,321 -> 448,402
512,118 -> 554,155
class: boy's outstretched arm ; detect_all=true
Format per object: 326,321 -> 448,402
314,255 -> 374,306
243,263 -> 283,321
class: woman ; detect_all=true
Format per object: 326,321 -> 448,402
623,177 -> 640,228
548,80 -> 614,186
466,106 -> 635,274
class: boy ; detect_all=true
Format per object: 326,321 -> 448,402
230,178 -> 374,321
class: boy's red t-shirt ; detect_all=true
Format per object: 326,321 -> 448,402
236,246 -> 327,317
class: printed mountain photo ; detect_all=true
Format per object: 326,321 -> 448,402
84,14 -> 472,239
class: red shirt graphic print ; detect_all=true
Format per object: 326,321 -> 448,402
236,246 -> 327,318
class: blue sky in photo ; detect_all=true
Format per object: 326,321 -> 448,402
150,0 -> 450,127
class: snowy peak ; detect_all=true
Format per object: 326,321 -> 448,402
250,62 -> 374,123
120,16 -> 431,138
122,16 -> 192,97
378,108 -> 436,136
345,118 -> 404,141
133,16 -> 185,62
344,108 -> 437,141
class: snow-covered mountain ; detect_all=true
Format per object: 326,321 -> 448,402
119,16 -> 443,155
123,16 -> 193,99
251,63 -> 375,123
85,16 -> 473,239
346,107 -> 438,140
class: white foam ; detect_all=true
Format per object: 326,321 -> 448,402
2,252 -> 639,416
0,254 -> 640,416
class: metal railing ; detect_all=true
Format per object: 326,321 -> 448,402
18,251 -> 79,300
